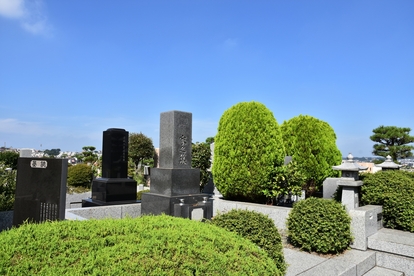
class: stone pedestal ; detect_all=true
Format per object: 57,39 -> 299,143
338,180 -> 363,211
150,168 -> 200,195
141,193 -> 212,219
349,205 -> 383,250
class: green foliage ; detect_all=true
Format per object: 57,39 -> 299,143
287,197 -> 352,254
81,146 -> 98,164
263,160 -> 306,205
137,189 -> 150,200
0,215 -> 281,275
205,136 -> 215,144
129,132 -> 155,172
67,164 -> 93,188
370,125 -> 414,161
43,148 -> 61,157
0,163 -> 16,211
281,115 -> 342,196
361,170 -> 414,232
211,209 -> 286,274
0,151 -> 19,170
212,101 -> 285,202
192,142 -> 212,192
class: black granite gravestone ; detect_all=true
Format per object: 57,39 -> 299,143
82,128 -> 137,207
13,157 -> 67,227
141,111 -> 212,219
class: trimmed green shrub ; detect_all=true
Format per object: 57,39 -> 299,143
0,215 -> 281,275
137,189 -> 150,200
287,197 -> 352,254
361,170 -> 414,232
212,101 -> 285,202
211,209 -> 286,274
67,164 -> 93,188
281,115 -> 342,196
0,164 -> 16,211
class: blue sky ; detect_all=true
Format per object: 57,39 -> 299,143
1,0 -> 413,157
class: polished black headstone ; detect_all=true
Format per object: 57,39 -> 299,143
84,128 -> 137,207
102,128 -> 128,178
13,157 -> 67,227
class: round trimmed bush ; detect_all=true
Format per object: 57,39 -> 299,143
361,170 -> 414,232
212,209 -> 286,274
212,101 -> 285,202
67,164 -> 93,188
287,197 -> 352,254
0,215 -> 281,275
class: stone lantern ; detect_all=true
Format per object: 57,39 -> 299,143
332,153 -> 368,210
375,155 -> 401,171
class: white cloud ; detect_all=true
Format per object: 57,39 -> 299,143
0,0 -> 52,36
0,118 -> 52,135
0,0 -> 25,18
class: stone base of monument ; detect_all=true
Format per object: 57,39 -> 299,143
81,178 -> 137,207
150,168 -> 200,195
141,193 -> 212,219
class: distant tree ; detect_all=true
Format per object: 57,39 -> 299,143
44,148 -> 61,157
129,132 -> 155,171
212,101 -> 285,202
370,126 -> 414,162
192,142 -> 211,192
81,146 -> 98,163
0,151 -> 19,170
281,115 -> 342,196
205,137 -> 215,144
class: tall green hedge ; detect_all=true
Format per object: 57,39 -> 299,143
361,170 -> 414,232
212,101 -> 285,202
281,115 -> 342,195
0,215 -> 281,275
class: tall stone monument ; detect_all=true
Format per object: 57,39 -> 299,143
141,111 -> 212,219
82,128 -> 137,207
13,158 -> 67,227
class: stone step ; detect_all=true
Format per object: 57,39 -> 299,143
296,249 -> 376,276
368,228 -> 414,258
363,266 -> 404,276
368,228 -> 414,276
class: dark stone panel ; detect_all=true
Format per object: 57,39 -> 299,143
150,168 -> 200,196
101,128 -> 129,178
13,157 -> 67,227
91,178 -> 137,202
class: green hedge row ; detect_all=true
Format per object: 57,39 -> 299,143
0,215 -> 281,275
361,170 -> 414,232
